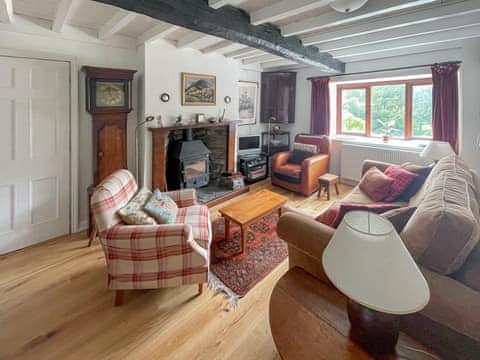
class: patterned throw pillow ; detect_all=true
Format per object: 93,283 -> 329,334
118,187 -> 157,225
359,167 -> 395,202
397,163 -> 434,201
144,189 -> 178,224
383,165 -> 418,202
293,142 -> 317,153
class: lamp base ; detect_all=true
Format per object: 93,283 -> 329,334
347,299 -> 400,356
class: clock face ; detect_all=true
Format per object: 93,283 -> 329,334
95,81 -> 126,107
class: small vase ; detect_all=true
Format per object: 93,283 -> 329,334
382,135 -> 390,143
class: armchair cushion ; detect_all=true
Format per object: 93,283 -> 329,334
118,187 -> 156,225
144,189 -> 178,224
288,150 -> 313,165
175,205 -> 211,249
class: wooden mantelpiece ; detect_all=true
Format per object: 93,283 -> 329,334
150,121 -> 239,191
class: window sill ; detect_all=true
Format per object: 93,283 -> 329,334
331,135 -> 429,152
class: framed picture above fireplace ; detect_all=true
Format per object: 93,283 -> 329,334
238,80 -> 258,125
181,72 -> 216,106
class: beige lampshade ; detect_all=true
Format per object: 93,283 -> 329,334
420,141 -> 454,161
322,211 -> 430,315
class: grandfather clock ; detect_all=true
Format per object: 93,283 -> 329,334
83,66 -> 136,245
82,66 -> 137,184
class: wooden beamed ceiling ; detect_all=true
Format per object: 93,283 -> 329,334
2,0 -> 480,70
91,0 -> 345,73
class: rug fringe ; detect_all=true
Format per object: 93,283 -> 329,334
208,272 -> 239,308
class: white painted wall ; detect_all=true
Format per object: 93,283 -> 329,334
141,40 -> 265,187
293,40 -> 480,173
0,15 -> 141,229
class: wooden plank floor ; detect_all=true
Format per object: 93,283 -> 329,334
0,180 -> 351,360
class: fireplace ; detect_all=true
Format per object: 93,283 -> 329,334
167,129 -> 210,189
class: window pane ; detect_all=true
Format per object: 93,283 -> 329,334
412,84 -> 433,138
371,84 -> 405,138
341,88 -> 366,133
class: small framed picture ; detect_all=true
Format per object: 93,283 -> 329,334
181,72 -> 216,106
238,81 -> 258,125
196,113 -> 205,123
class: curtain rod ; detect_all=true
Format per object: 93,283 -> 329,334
306,61 -> 462,80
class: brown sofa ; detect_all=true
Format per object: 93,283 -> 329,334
271,134 -> 329,196
277,156 -> 480,360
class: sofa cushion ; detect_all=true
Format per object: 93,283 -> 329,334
144,189 -> 178,224
401,157 -> 480,274
381,206 -> 417,233
453,243 -> 480,292
383,165 -> 418,202
118,187 -> 157,225
288,150 -> 312,165
359,167 -> 395,202
175,205 -> 210,249
402,266 -> 480,360
274,163 -> 301,179
398,163 -> 433,201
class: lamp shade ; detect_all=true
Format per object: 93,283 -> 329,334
322,211 -> 430,315
420,141 -> 455,161
329,0 -> 368,13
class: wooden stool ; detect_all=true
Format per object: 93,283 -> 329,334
318,173 -> 339,200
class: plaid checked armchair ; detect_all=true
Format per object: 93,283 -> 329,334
90,170 -> 211,306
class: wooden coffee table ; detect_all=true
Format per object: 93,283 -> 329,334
218,189 -> 288,256
270,267 -> 439,360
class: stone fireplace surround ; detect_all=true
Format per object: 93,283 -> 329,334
149,122 -> 239,195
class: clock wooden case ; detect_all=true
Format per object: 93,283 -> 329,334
82,66 -> 137,185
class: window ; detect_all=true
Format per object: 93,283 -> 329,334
337,79 -> 433,139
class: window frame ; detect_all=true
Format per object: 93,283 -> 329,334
336,78 -> 433,140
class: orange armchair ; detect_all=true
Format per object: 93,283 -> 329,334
271,134 -> 329,196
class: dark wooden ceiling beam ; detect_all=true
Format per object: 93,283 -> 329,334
92,0 -> 345,73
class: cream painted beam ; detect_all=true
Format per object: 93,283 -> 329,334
99,10 -> 137,39
330,24 -> 480,58
336,41 -> 462,63
261,59 -> 298,69
251,0 -> 330,26
224,46 -> 257,58
215,42 -> 245,55
52,0 -> 76,33
243,54 -> 279,65
209,0 -> 248,9
301,0 -> 480,46
319,12 -> 480,52
137,22 -> 177,45
0,0 -> 13,24
281,0 -> 438,37
201,40 -> 232,54
176,31 -> 208,48
233,49 -> 263,60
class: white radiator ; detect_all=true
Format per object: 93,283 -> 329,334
340,142 -> 429,184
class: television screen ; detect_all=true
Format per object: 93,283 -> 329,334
239,136 -> 260,151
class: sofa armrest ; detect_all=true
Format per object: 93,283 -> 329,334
361,160 -> 393,176
272,151 -> 291,169
277,212 -> 334,260
277,212 -> 334,284
165,189 -> 197,207
99,224 -> 195,250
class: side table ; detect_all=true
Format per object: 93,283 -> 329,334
269,267 -> 439,360
318,173 -> 339,200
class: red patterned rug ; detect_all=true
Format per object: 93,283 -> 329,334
209,213 -> 288,305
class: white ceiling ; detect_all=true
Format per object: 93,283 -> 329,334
3,0 -> 480,70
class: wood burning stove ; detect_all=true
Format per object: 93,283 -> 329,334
167,129 -> 211,189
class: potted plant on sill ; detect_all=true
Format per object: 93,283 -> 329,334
377,120 -> 399,143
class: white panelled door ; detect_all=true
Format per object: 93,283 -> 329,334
0,56 -> 70,254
